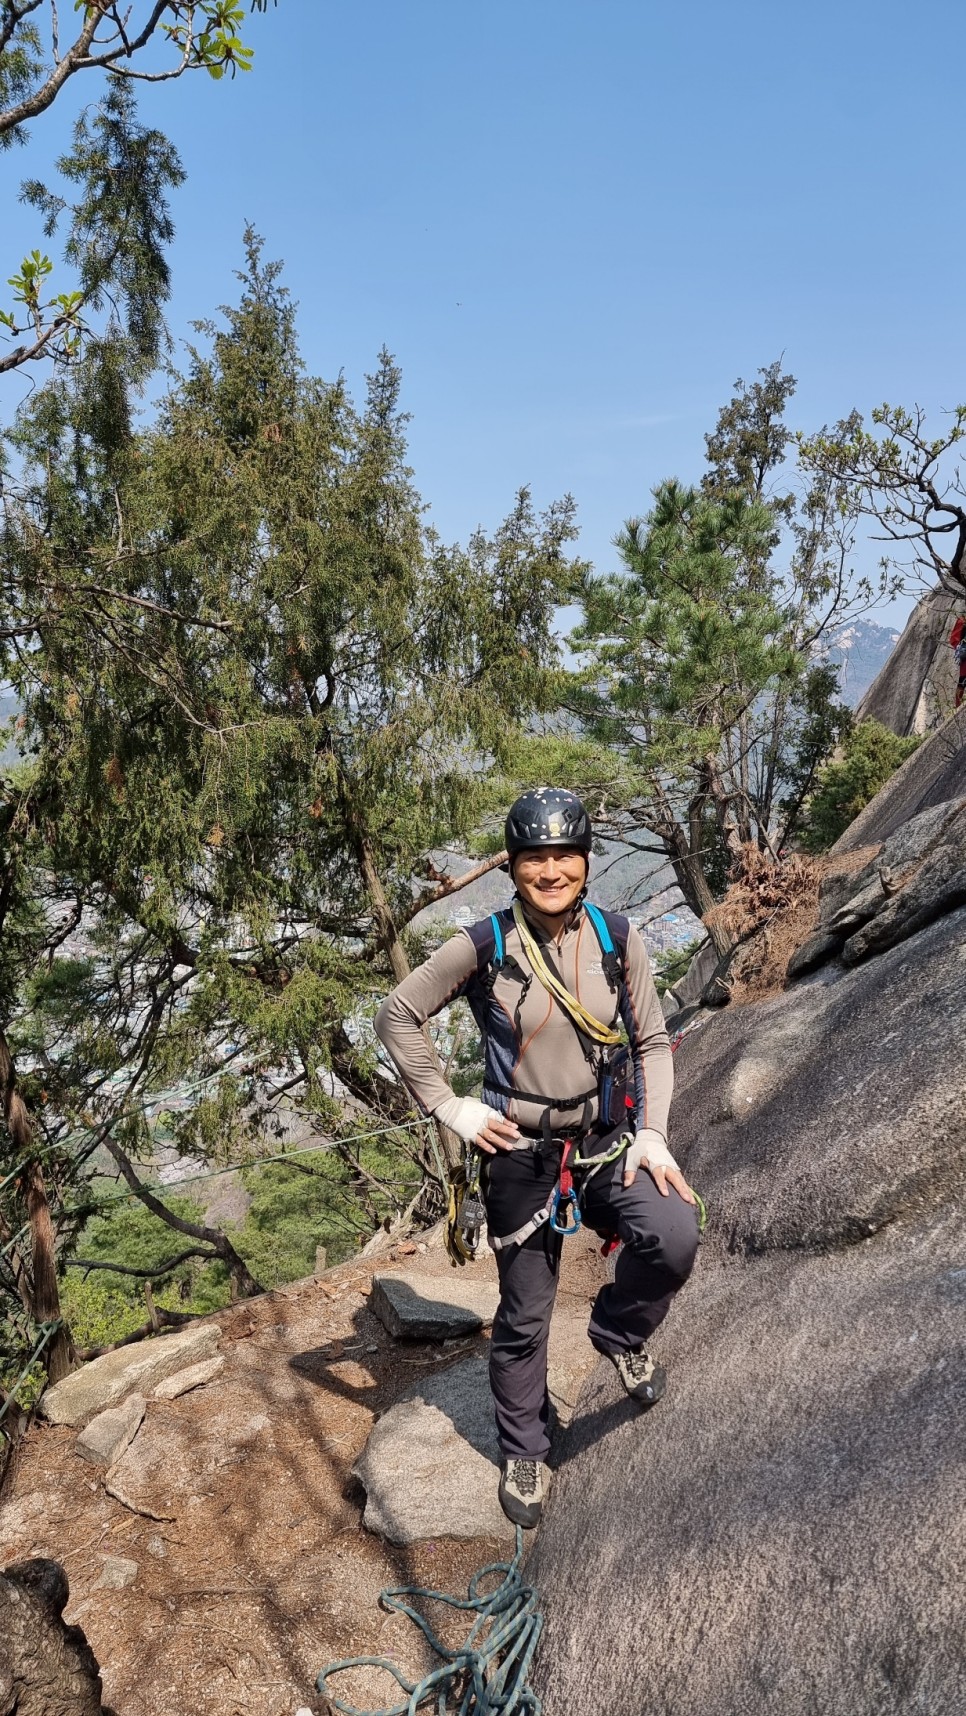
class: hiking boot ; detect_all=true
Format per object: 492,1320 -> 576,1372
498,1459 -> 543,1529
609,1346 -> 666,1407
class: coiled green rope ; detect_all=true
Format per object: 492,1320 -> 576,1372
316,1525 -> 542,1715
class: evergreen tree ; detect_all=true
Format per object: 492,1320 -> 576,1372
566,366 -> 875,951
0,233 -> 580,1388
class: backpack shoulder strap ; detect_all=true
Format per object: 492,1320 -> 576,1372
583,902 -> 630,990
464,908 -> 511,982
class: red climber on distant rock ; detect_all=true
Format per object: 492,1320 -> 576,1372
950,615 -> 966,708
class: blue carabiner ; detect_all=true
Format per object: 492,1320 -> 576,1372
549,1187 -> 582,1236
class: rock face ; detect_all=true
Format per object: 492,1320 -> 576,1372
40,1324 -> 221,1428
0,1558 -> 112,1715
529,900 -> 966,1715
855,584 -> 961,736
832,702 -> 966,854
369,1271 -> 499,1341
353,1358 -> 515,1545
784,795 -> 966,986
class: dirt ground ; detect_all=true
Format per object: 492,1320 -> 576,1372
0,1230 -> 607,1716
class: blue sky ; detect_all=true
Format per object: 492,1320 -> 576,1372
4,0 -> 965,624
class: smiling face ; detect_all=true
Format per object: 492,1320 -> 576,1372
512,846 -> 588,918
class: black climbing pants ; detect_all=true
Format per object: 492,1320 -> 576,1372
485,1143 -> 700,1462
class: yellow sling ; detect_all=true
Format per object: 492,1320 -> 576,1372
511,900 -> 623,1048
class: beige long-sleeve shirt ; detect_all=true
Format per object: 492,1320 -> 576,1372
374,902 -> 674,1139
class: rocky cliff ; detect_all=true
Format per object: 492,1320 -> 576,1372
855,585 -> 962,736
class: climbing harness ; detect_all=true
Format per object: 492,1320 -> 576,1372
446,1147 -> 486,1268
316,1524 -> 543,1715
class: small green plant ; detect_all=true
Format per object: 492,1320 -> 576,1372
799,720 -> 921,852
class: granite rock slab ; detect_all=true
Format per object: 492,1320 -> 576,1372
370,1271 -> 499,1341
74,1393 -> 146,1468
152,1354 -> 225,1400
353,1357 -> 515,1544
40,1323 -> 221,1428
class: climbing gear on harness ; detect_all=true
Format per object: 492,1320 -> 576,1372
504,786 -> 592,858
548,1138 -> 582,1235
511,900 -> 623,1047
608,1345 -> 667,1406
498,1458 -> 544,1529
446,1147 -> 486,1268
316,1524 -> 543,1714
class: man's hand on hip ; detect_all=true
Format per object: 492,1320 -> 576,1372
622,1128 -> 696,1204
433,1094 -> 520,1154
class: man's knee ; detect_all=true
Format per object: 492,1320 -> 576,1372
623,1204 -> 699,1286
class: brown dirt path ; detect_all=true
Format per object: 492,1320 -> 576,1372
0,1230 -> 606,1716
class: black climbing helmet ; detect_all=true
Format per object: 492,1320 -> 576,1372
504,788 -> 593,861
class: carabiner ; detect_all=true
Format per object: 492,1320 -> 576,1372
549,1186 -> 582,1236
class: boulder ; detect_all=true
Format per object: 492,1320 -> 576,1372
40,1324 -> 221,1428
151,1355 -> 224,1400
352,1358 -> 515,1545
369,1272 -> 498,1341
784,928 -> 843,984
74,1394 -> 146,1468
529,896 -> 966,1715
842,804 -> 966,965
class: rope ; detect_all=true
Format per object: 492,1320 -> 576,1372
511,902 -> 622,1047
316,1525 -> 543,1715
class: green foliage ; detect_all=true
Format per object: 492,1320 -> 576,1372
568,364 -> 872,934
799,720 -> 921,852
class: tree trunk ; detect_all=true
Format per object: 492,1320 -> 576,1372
702,754 -> 745,868
0,1028 -> 72,1383
356,836 -> 462,1173
646,785 -> 738,961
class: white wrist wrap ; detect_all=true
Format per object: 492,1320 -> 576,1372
433,1094 -> 502,1145
625,1128 -> 679,1175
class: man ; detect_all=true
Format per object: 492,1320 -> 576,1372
375,788 -> 699,1528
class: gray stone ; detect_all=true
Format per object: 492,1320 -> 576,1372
353,1358 -> 514,1544
369,1272 -> 498,1341
784,928 -> 843,983
842,806 -> 966,965
74,1393 -> 146,1468
151,1354 -> 224,1400
529,889 -> 966,1716
40,1323 -> 221,1428
95,1556 -> 138,1591
531,1206 -> 966,1716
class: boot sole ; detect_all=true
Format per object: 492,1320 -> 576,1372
498,1483 -> 542,1530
